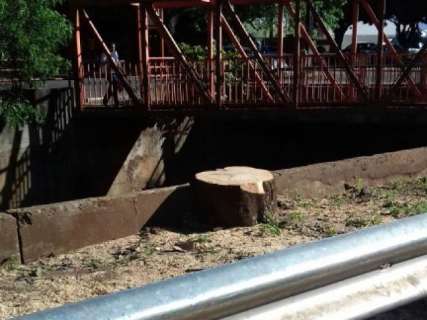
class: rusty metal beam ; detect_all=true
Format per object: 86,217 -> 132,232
81,9 -> 140,105
224,0 -> 290,104
159,8 -> 166,57
146,5 -> 213,104
277,3 -> 284,59
359,0 -> 422,98
293,0 -> 301,107
305,0 -> 368,101
208,8 -> 215,99
140,3 -> 150,108
376,0 -> 385,101
386,43 -> 427,101
136,4 -> 144,99
221,14 -> 274,102
284,1 -> 345,101
73,8 -> 84,110
351,0 -> 359,64
215,0 -> 223,107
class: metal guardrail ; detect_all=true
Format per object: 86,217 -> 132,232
226,255 -> 427,320
14,214 -> 427,320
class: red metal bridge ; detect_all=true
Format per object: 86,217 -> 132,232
71,0 -> 427,111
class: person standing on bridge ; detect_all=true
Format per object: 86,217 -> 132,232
102,43 -> 121,107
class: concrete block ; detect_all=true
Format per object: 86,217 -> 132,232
274,147 -> 427,198
133,184 -> 191,227
12,184 -> 191,263
0,213 -> 19,263
14,196 -> 138,263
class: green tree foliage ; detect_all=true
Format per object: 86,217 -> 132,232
169,0 -> 347,54
0,0 -> 71,126
387,0 -> 427,48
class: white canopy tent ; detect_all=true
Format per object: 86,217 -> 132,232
341,20 -> 396,49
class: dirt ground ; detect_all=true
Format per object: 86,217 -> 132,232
2,177 -> 427,319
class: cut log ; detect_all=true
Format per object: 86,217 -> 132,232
193,166 -> 276,227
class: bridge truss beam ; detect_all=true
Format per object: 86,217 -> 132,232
72,0 -> 427,110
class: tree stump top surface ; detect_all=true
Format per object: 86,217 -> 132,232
195,166 -> 274,194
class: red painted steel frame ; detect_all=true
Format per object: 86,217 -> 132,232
284,1 -> 345,100
359,0 -> 422,98
215,0 -> 223,107
221,14 -> 274,102
376,0 -> 385,101
72,0 -> 427,110
293,0 -> 301,107
82,9 -> 140,105
73,8 -> 84,110
351,0 -> 359,64
147,4 -> 213,104
224,0 -> 291,103
277,3 -> 284,59
140,3 -> 150,108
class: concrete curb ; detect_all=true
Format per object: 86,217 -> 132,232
0,213 -> 20,264
274,147 -> 427,198
8,184 -> 190,263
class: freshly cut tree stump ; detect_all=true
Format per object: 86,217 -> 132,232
193,166 -> 277,227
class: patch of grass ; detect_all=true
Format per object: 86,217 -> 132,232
192,234 -> 211,244
383,200 -> 427,218
379,189 -> 398,202
410,201 -> 427,215
1,256 -> 20,271
296,199 -> 313,209
345,215 -> 382,228
329,194 -> 346,207
323,225 -> 337,237
345,216 -> 369,228
383,200 -> 403,218
389,178 -> 407,191
415,177 -> 427,194
83,258 -> 102,270
141,244 -> 155,256
260,213 -> 281,236
286,211 -> 305,224
355,178 -> 365,194
369,215 -> 383,225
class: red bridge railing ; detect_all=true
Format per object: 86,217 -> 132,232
81,53 -> 427,109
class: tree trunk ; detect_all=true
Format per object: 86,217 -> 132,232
193,167 -> 277,227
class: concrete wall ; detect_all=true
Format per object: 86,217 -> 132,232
5,184 -> 189,263
275,147 -> 427,198
0,84 -> 75,209
0,83 -> 191,209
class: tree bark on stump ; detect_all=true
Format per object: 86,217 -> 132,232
193,167 -> 277,227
